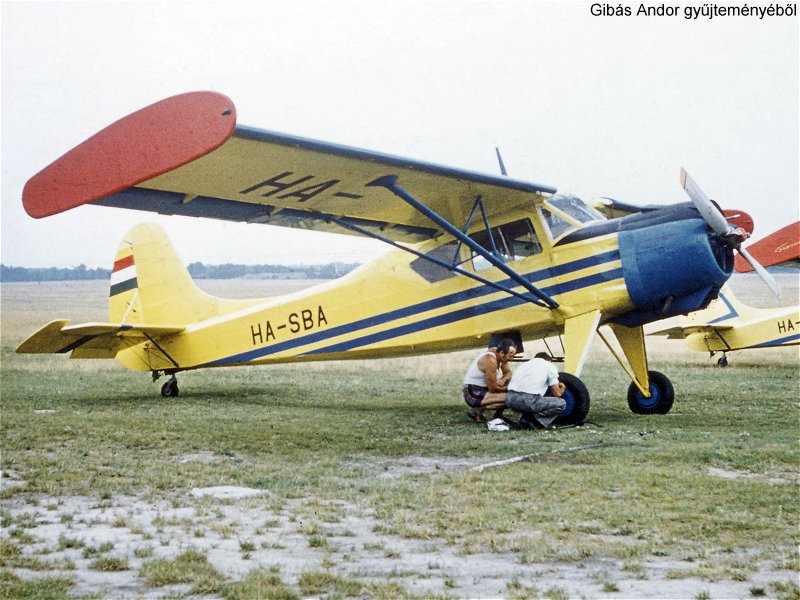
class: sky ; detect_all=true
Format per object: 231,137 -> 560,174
1,1 -> 798,268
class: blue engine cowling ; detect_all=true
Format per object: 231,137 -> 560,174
614,217 -> 733,327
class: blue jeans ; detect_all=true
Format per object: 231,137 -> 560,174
506,390 -> 565,427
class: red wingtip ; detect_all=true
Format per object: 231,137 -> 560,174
22,91 -> 236,218
734,221 -> 800,272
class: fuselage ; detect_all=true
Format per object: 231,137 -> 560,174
117,201 -> 732,372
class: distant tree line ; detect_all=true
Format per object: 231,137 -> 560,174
0,264 -> 111,282
0,262 -> 359,282
185,262 -> 359,280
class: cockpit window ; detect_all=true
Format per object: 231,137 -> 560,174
541,208 -> 573,240
410,241 -> 460,283
470,219 -> 542,271
541,194 -> 605,239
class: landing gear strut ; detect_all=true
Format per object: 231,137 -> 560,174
160,375 -> 179,398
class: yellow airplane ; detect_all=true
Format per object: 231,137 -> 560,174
16,91 -> 781,421
649,284 -> 799,367
649,222 -> 799,366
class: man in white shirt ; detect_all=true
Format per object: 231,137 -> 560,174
507,352 -> 566,429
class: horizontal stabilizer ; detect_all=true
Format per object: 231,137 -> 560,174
648,324 -> 732,339
16,320 -> 184,357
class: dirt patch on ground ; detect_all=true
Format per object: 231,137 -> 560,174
707,466 -> 798,486
2,476 -> 796,598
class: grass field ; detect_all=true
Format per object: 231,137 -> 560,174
1,275 -> 798,599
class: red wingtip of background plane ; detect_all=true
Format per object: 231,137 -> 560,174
722,209 -> 754,236
22,91 -> 236,219
734,221 -> 800,272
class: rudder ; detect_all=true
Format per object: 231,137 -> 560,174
109,222 -> 253,325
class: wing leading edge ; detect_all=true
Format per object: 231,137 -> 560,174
23,92 -> 556,243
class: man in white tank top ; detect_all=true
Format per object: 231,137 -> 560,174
462,338 -> 516,423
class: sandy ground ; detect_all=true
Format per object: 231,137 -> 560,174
2,458 -> 796,599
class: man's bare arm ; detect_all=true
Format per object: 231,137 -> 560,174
479,354 -> 507,392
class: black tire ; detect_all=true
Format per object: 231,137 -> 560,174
553,372 -> 591,425
717,355 -> 728,368
161,379 -> 179,398
627,370 -> 674,414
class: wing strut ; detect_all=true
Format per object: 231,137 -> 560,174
367,176 -> 560,310
455,195 -> 501,262
143,332 -> 181,370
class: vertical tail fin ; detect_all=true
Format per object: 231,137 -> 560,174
109,222 -> 254,325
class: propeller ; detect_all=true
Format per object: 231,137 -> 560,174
680,168 -> 781,298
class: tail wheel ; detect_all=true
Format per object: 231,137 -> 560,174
627,370 -> 674,414
553,372 -> 591,425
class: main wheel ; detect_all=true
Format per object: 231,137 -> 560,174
160,378 -> 179,398
553,372 -> 591,425
627,370 -> 674,414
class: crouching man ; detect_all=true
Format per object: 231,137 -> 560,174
462,339 -> 516,423
507,352 -> 566,429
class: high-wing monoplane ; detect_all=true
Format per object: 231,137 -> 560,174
16,92 -> 781,422
650,221 -> 799,366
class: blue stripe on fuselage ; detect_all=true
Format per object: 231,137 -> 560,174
204,250 -> 621,366
751,333 -> 800,348
304,267 -> 623,355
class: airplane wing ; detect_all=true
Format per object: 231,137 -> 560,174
17,320 -> 184,359
23,92 -> 556,243
734,221 -> 800,272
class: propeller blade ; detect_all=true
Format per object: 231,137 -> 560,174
680,168 -> 732,236
738,246 -> 781,298
680,168 -> 779,298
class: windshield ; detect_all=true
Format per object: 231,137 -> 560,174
542,194 -> 605,239
549,194 -> 605,223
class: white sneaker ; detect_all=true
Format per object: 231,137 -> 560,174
487,418 -> 510,432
